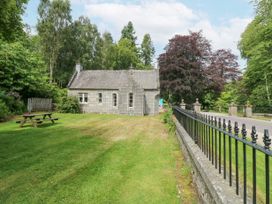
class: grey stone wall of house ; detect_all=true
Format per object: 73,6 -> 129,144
174,117 -> 244,204
68,90 -> 119,114
68,89 -> 159,116
144,91 -> 160,115
118,87 -> 144,116
67,69 -> 160,116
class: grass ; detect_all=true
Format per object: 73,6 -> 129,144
0,113 -> 198,204
252,115 -> 272,121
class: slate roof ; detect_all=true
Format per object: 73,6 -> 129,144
68,69 -> 160,90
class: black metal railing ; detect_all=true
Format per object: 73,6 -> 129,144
173,106 -> 272,204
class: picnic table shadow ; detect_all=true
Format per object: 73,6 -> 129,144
15,122 -> 62,129
19,122 -> 61,128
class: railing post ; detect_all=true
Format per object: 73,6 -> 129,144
251,126 -> 258,204
263,130 -> 271,204
242,124 -> 247,204
234,122 -> 239,195
194,111 -> 198,144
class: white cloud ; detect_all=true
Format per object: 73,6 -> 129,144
78,0 -> 252,66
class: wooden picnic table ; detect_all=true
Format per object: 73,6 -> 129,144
18,112 -> 58,127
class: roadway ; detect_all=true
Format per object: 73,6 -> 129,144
202,112 -> 272,145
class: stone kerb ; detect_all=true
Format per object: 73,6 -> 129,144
174,117 -> 244,204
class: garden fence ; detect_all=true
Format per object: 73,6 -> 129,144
173,106 -> 272,204
27,98 -> 52,112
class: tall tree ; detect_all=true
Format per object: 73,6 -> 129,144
140,34 -> 155,68
239,0 -> 272,107
37,0 -> 72,83
113,38 -> 140,69
71,16 -> 103,69
158,31 -> 211,103
101,32 -> 116,69
54,16 -> 103,86
254,0 -> 272,19
120,21 -> 137,46
0,0 -> 28,42
205,49 -> 240,94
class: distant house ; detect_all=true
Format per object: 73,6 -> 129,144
67,64 -> 160,116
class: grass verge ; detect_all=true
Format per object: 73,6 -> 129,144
0,113 -> 198,204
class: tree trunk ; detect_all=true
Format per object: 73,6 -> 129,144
265,72 -> 271,105
49,58 -> 53,83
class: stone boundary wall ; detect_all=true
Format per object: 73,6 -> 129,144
174,117 -> 244,204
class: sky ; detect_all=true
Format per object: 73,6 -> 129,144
23,0 -> 255,68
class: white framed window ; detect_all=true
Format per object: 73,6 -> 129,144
78,93 -> 88,104
112,93 -> 117,107
128,92 -> 133,108
98,93 -> 103,103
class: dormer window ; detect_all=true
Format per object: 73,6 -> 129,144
79,93 -> 88,104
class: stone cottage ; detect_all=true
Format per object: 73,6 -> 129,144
67,64 -> 160,116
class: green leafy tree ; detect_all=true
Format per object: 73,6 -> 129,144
253,0 -> 272,19
101,32 -> 116,69
120,21 -> 137,46
0,0 -> 28,42
113,38 -> 140,69
72,16 -> 103,69
55,16 -> 103,86
0,40 -> 57,101
239,1 -> 272,107
140,34 -> 155,68
37,0 -> 72,83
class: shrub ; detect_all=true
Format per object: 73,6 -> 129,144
5,96 -> 25,114
57,96 -> 81,113
0,91 -> 26,115
0,100 -> 11,122
162,104 -> 175,132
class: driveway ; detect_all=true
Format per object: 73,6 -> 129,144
202,112 -> 272,145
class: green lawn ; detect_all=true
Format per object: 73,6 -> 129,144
0,113 -> 197,204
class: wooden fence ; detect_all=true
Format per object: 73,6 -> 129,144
27,98 -> 52,112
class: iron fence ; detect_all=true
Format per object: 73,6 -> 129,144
173,106 -> 272,204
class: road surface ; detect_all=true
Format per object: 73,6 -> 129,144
202,112 -> 272,145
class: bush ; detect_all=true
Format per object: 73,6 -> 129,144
0,100 -> 11,122
0,91 -> 26,115
57,96 -> 81,113
162,105 -> 175,132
